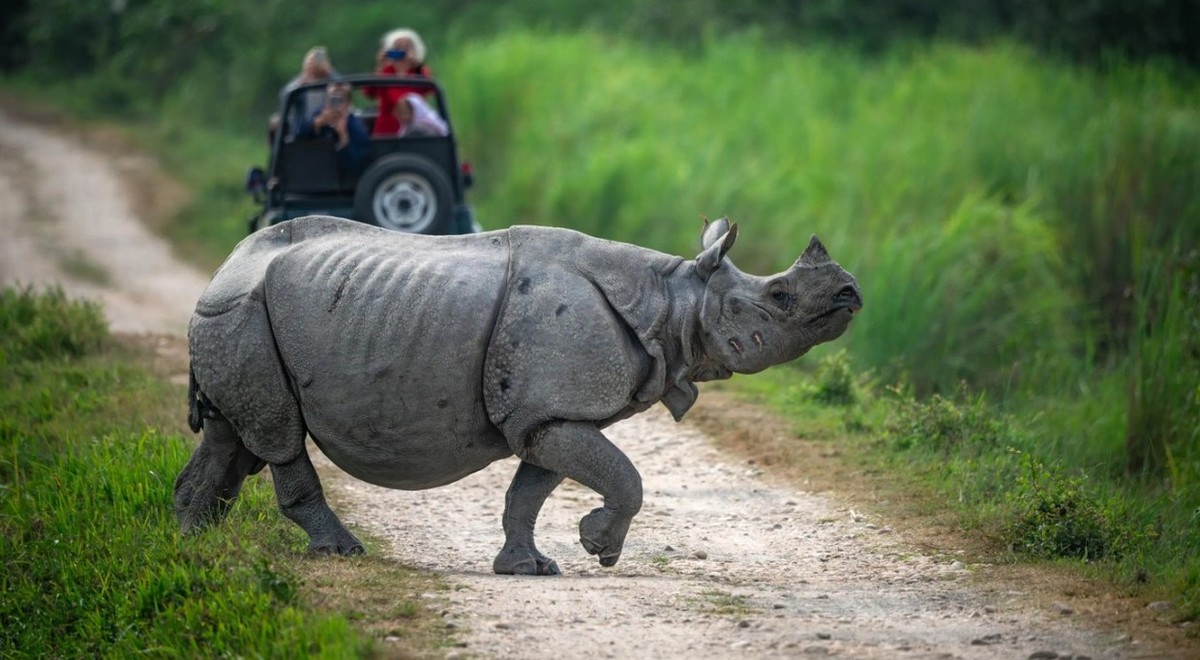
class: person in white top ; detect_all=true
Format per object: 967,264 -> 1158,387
393,92 -> 449,137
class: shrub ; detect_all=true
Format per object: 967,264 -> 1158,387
884,385 -> 1008,455
796,349 -> 861,407
1004,452 -> 1154,561
0,285 -> 107,364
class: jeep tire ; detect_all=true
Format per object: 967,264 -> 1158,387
354,154 -> 454,234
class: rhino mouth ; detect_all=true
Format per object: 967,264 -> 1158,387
808,303 -> 857,324
808,287 -> 863,324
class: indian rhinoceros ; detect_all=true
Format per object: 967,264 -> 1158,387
176,214 -> 862,575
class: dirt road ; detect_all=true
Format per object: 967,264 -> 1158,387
0,108 -> 1181,659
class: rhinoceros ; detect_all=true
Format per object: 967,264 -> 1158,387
176,214 -> 861,575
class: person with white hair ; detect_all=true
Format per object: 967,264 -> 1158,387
364,27 -> 434,136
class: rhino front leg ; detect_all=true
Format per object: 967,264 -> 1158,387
519,421 -> 643,568
270,451 -> 364,555
494,461 -> 565,575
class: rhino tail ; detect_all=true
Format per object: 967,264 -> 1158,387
187,366 -> 203,433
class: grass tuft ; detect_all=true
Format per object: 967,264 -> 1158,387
0,285 -> 107,364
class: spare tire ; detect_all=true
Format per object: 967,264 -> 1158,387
354,154 -> 454,234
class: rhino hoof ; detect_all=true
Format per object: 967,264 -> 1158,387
579,507 -> 627,567
494,547 -> 561,576
307,536 -> 365,556
580,535 -> 622,567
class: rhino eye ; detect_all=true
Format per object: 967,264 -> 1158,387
770,290 -> 790,307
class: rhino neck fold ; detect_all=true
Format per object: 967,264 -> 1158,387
651,263 -> 729,421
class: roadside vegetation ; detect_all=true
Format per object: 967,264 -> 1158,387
728,351 -> 1200,624
0,286 -> 448,656
2,0 -> 1197,643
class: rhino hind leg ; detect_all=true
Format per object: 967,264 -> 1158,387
270,451 -> 363,555
494,461 -> 565,575
517,421 -> 643,569
174,417 -> 266,534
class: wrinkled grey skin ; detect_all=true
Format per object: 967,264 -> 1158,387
176,214 -> 862,575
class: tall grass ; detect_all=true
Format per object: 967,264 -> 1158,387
1125,253 -> 1200,480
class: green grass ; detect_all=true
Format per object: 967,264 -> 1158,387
0,286 -> 435,656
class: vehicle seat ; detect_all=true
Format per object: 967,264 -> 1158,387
277,139 -> 346,194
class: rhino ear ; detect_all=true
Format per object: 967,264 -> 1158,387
795,234 -> 831,268
700,216 -> 732,249
696,223 -> 738,278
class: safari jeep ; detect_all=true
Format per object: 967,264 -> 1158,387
246,74 -> 478,235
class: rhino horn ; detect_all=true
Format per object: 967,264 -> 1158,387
795,234 -> 832,268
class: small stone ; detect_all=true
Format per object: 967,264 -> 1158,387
865,523 -> 878,529
493,622 -> 511,630
878,527 -> 893,535
738,620 -> 751,629
984,605 -> 997,614
816,632 -> 831,640
1147,600 -> 1171,611
772,603 -> 786,610
384,635 -> 401,643
803,645 -> 830,655
731,640 -> 751,650
971,633 -> 1002,646
444,622 -> 459,629
663,544 -> 675,552
1027,652 -> 1058,660
1052,602 -> 1074,616
691,550 -> 708,560
949,560 -> 967,571
770,523 -> 783,530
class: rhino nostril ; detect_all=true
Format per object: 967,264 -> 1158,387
728,338 -> 743,354
834,285 -> 861,307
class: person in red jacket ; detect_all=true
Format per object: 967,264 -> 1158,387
363,28 -> 433,136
